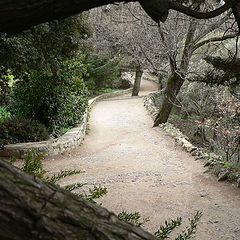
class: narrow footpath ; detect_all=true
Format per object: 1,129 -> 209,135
44,79 -> 240,240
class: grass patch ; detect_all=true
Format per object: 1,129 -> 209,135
99,88 -> 120,93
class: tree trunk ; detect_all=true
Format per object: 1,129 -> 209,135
132,66 -> 143,96
153,73 -> 184,126
153,17 -> 198,127
0,159 -> 158,240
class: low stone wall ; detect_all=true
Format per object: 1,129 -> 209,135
144,94 -> 240,187
0,87 -> 133,158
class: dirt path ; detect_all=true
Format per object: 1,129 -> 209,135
44,79 -> 240,240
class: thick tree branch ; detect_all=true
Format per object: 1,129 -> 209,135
0,159 -> 159,240
0,0 -> 134,33
193,12 -> 232,45
171,0 -> 237,20
232,5 -> 240,32
0,0 -> 239,34
193,33 -> 237,52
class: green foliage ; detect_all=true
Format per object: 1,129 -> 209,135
0,14 -> 91,77
0,106 -> 11,120
99,88 -> 120,93
64,183 -> 86,191
46,169 -> 82,184
154,217 -> 182,239
0,68 -> 16,105
11,151 -> 46,179
84,54 -> 125,95
154,211 -> 202,240
9,56 -> 89,136
118,211 -> 150,227
118,210 -> 201,239
0,117 -> 49,147
76,185 -> 108,203
175,211 -> 202,240
169,114 -> 182,121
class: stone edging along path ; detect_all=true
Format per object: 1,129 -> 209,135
0,88 -> 133,159
144,94 -> 240,188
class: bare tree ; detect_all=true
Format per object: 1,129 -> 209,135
153,1 -> 238,126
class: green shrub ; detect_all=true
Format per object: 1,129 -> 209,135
0,117 -> 49,147
9,55 -> 89,136
11,151 -> 46,179
84,54 -> 125,95
0,106 -> 11,120
0,68 -> 16,105
118,211 -> 150,227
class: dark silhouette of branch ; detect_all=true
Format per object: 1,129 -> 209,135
0,0 -> 239,34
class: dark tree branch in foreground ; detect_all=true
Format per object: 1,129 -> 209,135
0,159 -> 159,240
0,0 -> 239,33
0,0 -> 134,33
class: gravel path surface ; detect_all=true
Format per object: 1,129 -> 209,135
44,79 -> 240,240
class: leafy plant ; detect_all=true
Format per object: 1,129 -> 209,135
154,211 -> 202,240
46,169 -> 82,184
64,182 -> 87,191
76,185 -> 108,203
118,211 -> 150,227
84,54 -> 125,95
0,117 -> 49,147
205,89 -> 240,163
99,88 -> 119,93
0,68 -> 16,105
0,106 -> 11,120
154,217 -> 182,239
9,55 -> 89,136
11,151 -> 46,179
175,211 -> 202,240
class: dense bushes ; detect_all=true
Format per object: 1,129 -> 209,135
0,117 -> 49,148
9,56 -> 88,137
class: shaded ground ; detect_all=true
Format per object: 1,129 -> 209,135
44,79 -> 240,240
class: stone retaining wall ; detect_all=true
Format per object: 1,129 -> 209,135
0,87 -> 133,158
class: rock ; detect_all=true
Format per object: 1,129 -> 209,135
199,190 -> 208,197
191,149 -> 199,156
218,169 -> 230,181
204,161 -> 212,167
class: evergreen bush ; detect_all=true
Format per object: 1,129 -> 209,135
9,55 -> 89,136
84,54 -> 126,95
0,117 -> 49,148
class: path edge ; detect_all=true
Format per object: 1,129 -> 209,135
143,93 -> 240,188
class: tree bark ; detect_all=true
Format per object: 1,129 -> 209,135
132,66 -> 143,96
153,73 -> 184,126
0,0 -> 134,34
153,17 -> 198,127
0,0 -> 238,34
0,159 -> 159,240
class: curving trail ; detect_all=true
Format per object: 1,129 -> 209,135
44,78 -> 240,240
